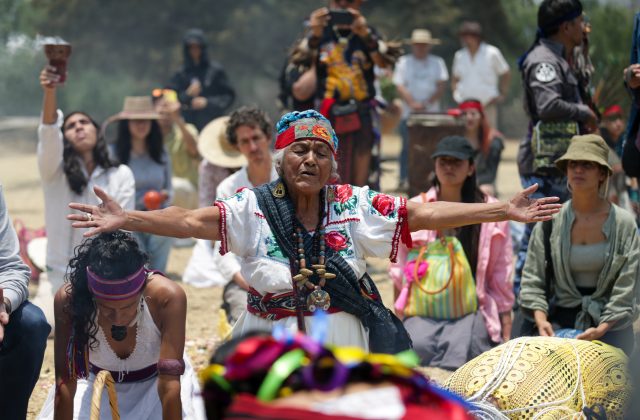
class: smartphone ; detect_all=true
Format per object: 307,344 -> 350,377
329,9 -> 353,26
44,43 -> 72,84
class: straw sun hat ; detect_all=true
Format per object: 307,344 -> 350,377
102,96 -> 161,134
197,116 -> 246,168
405,29 -> 441,45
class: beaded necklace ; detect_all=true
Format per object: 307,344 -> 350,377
292,190 -> 336,312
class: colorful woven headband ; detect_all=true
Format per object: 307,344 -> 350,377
459,100 -> 484,114
87,265 -> 146,301
275,110 -> 339,155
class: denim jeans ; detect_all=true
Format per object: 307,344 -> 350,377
134,232 -> 174,272
0,301 -> 50,420
513,174 -> 571,300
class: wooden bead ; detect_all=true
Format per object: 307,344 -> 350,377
311,264 -> 325,270
300,268 -> 313,276
324,273 -> 336,279
316,269 -> 326,276
293,274 -> 306,283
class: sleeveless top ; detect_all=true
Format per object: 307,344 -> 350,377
89,298 -> 161,381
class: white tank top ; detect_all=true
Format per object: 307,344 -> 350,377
89,298 -> 161,379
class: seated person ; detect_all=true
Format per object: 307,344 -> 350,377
516,134 -> 639,355
390,136 -> 514,370
38,231 -> 205,419
0,185 -> 50,420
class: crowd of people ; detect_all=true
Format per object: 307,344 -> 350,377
1,0 -> 640,418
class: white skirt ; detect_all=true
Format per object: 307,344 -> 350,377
37,355 -> 205,420
232,310 -> 369,351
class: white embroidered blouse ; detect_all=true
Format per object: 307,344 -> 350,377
216,184 -> 406,296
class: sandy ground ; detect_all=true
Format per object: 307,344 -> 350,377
0,119 -> 522,418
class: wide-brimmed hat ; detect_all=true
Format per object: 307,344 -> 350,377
102,96 -> 161,134
198,116 -> 246,168
431,135 -> 476,160
116,96 -> 160,120
555,134 -> 612,174
406,29 -> 441,45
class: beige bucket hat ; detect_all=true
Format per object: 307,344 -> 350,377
555,134 -> 612,174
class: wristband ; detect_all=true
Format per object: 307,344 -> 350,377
157,358 -> 186,376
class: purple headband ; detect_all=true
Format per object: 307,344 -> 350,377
87,266 -> 147,301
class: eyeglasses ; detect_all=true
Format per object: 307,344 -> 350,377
567,160 -> 598,170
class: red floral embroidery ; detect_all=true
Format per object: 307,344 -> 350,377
312,125 -> 331,141
325,231 -> 349,251
372,194 -> 395,216
334,184 -> 353,203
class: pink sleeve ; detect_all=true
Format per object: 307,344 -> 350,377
485,221 -> 515,312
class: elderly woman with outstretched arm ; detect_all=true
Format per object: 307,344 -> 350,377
70,110 -> 560,354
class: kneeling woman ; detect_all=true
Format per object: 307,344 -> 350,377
517,135 -> 639,355
38,231 -> 204,419
390,136 -> 514,370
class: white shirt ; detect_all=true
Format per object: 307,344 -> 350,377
220,184 -> 405,350
37,111 -> 135,290
393,53 -> 449,118
452,42 -> 510,104
213,166 -> 279,281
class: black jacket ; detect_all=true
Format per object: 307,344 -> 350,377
168,29 -> 235,131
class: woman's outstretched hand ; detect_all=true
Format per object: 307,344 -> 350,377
506,183 -> 561,223
68,186 -> 127,237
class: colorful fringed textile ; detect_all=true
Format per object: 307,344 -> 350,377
67,330 -> 89,380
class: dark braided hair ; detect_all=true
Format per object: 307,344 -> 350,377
65,231 -> 147,350
61,112 -> 118,195
432,160 -> 486,277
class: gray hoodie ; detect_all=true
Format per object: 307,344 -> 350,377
0,184 -> 30,314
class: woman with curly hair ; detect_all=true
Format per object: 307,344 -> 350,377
38,66 -> 135,299
37,231 -> 204,419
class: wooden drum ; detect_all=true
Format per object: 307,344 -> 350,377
407,113 -> 465,197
